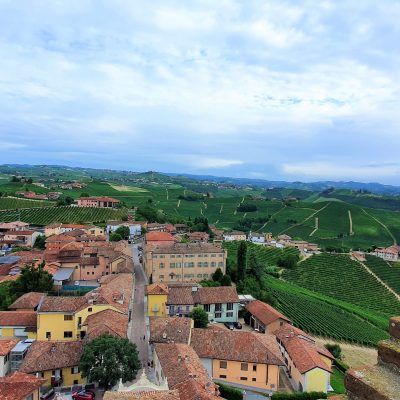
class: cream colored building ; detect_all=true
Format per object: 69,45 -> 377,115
144,243 -> 227,283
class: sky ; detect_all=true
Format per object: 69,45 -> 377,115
1,1 -> 400,184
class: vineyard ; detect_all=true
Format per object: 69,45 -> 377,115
223,241 -> 299,268
283,253 -> 400,317
0,197 -> 54,210
364,255 -> 400,295
264,277 -> 389,346
0,206 -> 127,225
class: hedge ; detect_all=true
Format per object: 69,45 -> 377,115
271,392 -> 327,400
217,383 -> 243,400
335,359 -> 350,373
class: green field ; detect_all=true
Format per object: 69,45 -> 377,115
0,197 -> 54,210
364,255 -> 400,295
0,206 -> 127,225
283,253 -> 400,317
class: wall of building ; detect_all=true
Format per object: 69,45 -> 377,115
201,303 -> 238,323
212,359 -> 280,392
0,327 -> 29,339
39,367 -> 86,387
147,294 -> 168,317
0,354 -> 10,377
304,368 -> 329,393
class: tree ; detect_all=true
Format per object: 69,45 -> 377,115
109,233 -> 123,242
277,253 -> 299,269
115,226 -> 130,240
189,307 -> 209,328
57,195 -> 74,206
325,343 -> 342,359
212,268 -> 224,282
220,274 -> 232,286
79,334 -> 141,389
237,241 -> 247,281
247,249 -> 262,281
80,192 -> 90,197
11,262 -> 53,295
34,235 -> 46,250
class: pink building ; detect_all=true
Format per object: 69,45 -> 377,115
77,197 -> 120,208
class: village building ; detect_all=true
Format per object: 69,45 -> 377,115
0,221 -> 30,233
83,308 -> 128,340
373,246 -> 400,261
223,231 -> 247,241
246,300 -> 292,334
248,232 -> 265,244
146,283 -> 169,317
191,328 -> 284,394
3,230 -> 40,247
77,196 -> 120,208
20,340 -> 85,387
188,231 -> 209,243
153,343 -> 221,399
147,223 -> 167,232
145,232 -> 177,246
149,316 -> 193,346
0,371 -> 45,400
0,338 -> 19,377
144,243 -> 226,283
0,311 -> 37,340
103,390 -> 181,400
106,220 -> 145,238
8,292 -> 44,312
275,324 -> 334,393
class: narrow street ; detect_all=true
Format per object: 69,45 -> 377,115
129,242 -> 150,377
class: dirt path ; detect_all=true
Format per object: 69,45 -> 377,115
219,204 -> 223,214
165,188 -> 169,200
348,210 -> 354,235
260,205 -> 287,230
177,199 -> 180,208
357,260 -> 400,301
361,208 -> 397,245
309,217 -> 319,237
314,337 -> 377,368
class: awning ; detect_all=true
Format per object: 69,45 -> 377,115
53,268 -> 75,281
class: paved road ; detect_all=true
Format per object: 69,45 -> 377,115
129,242 -> 149,375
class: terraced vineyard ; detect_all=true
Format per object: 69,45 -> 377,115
264,277 -> 389,346
283,253 -> 400,317
0,197 -> 54,210
364,255 -> 400,295
223,241 -> 299,268
0,206 -> 127,225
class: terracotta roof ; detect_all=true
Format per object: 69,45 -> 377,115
80,197 -> 120,202
0,311 -> 37,328
38,296 -> 88,313
103,390 -> 180,399
0,371 -> 45,400
0,338 -> 19,356
191,328 -> 284,365
8,292 -> 44,310
246,300 -> 291,328
193,287 -> 239,305
154,343 -> 219,398
0,275 -> 18,283
150,317 -> 193,344
146,232 -> 176,242
147,243 -> 225,255
146,283 -> 169,295
45,223 -> 62,229
174,379 -> 220,400
167,287 -> 195,305
275,324 -> 333,374
62,224 -> 88,229
20,341 -> 84,373
4,230 -> 36,235
46,234 -> 76,243
85,309 -> 128,339
188,232 -> 209,240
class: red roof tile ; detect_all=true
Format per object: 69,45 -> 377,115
146,232 -> 176,242
8,292 -> 44,310
146,283 -> 169,295
0,311 -> 37,328
0,338 -> 19,356
246,300 -> 291,328
0,371 -> 45,400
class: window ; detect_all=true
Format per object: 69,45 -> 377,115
160,275 -> 164,279
219,374 -> 227,379
87,271 -> 90,275
170,263 -> 175,268
253,365 -> 257,372
227,303 -> 233,310
159,255 -> 165,259
219,361 -> 227,369
215,312 -> 222,318
197,262 -> 202,267
159,263 -> 165,269
46,332 -> 51,339
203,274 -> 208,278
71,366 -> 79,374
203,262 -> 209,267
197,274 -> 202,278
64,315 -> 73,321
73,379 -> 79,385
204,304 -> 211,312
211,254 -> 216,257
252,377 -> 257,381
211,262 -> 216,267
226,312 -> 233,318
64,331 -> 73,338
241,363 -> 248,371
240,377 -> 248,381
219,254 -> 223,257
218,262 -> 223,267
88,307 -> 92,312
215,304 -> 222,311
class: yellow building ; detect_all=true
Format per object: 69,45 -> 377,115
145,283 -> 169,317
275,324 -> 334,393
0,311 -> 37,340
190,328 -> 284,394
144,242 -> 227,283
20,341 -> 85,387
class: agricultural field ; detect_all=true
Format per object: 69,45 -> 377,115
0,197 -> 54,210
364,255 -> 400,295
264,277 -> 389,346
0,206 -> 127,225
283,253 -> 400,317
223,241 -> 299,268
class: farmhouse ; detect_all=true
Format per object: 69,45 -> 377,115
3,230 -> 40,247
223,231 -> 247,241
248,232 -> 265,244
188,231 -> 209,243
77,196 -> 120,208
144,242 -> 226,283
373,246 -> 400,261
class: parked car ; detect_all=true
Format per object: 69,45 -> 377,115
72,390 -> 95,400
224,322 -> 234,330
233,321 -> 242,329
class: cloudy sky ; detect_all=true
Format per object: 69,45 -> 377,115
1,1 -> 400,183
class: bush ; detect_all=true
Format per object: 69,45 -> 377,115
335,358 -> 350,373
271,392 -> 327,400
217,383 -> 243,400
324,343 -> 342,359
237,203 -> 257,212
